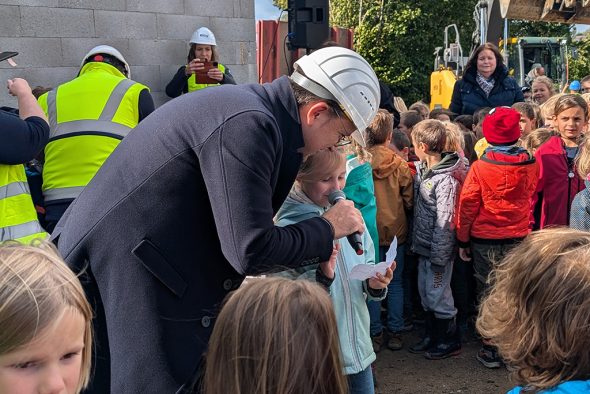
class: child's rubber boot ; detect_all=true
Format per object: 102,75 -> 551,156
424,317 -> 461,360
408,311 -> 433,354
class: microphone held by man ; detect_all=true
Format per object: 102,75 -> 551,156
326,190 -> 364,255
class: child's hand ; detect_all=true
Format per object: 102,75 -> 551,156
368,261 -> 396,289
459,247 -> 472,262
319,242 -> 340,279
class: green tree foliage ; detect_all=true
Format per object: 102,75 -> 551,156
338,0 -> 482,103
273,0 -> 477,103
271,0 -> 586,101
569,34 -> 590,81
508,20 -> 571,38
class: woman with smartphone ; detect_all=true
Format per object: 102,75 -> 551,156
166,27 -> 236,98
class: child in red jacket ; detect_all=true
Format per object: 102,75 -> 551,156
456,107 -> 539,369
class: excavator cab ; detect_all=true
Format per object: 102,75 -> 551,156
502,37 -> 566,87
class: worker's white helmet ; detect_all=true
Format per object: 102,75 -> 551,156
291,47 -> 380,147
190,27 -> 217,46
81,45 -> 131,78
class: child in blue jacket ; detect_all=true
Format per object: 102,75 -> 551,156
274,148 -> 394,394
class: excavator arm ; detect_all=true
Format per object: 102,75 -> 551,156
500,0 -> 590,24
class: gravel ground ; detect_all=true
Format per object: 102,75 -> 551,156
373,329 -> 512,394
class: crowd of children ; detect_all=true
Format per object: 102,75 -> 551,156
3,84 -> 590,394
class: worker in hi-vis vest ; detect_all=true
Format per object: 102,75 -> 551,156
165,27 -> 236,98
1,71 -> 49,244
38,45 -> 154,232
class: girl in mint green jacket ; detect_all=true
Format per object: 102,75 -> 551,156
274,149 -> 393,394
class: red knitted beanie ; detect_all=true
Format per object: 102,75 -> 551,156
482,107 -> 521,145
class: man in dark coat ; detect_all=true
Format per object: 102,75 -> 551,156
52,47 -> 381,393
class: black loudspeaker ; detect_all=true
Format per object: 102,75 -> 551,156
288,0 -> 330,49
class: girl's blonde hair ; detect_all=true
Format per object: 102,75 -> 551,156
204,277 -> 347,394
539,93 -> 566,122
0,241 -> 93,392
576,135 -> 590,179
443,121 -> 465,152
532,76 -> 556,96
554,93 -> 589,121
297,149 -> 346,184
477,228 -> 590,392
521,128 -> 557,154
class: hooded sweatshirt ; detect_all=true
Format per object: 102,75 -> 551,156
368,145 -> 413,245
274,188 -> 385,375
412,152 -> 468,266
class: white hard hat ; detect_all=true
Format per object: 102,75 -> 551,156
291,47 -> 380,147
81,45 -> 131,78
190,27 -> 217,46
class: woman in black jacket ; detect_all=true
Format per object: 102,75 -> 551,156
450,43 -> 523,115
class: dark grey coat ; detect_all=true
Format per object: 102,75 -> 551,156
52,76 -> 333,393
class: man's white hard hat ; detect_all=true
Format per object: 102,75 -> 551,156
81,45 -> 131,78
291,46 -> 380,147
190,27 -> 217,46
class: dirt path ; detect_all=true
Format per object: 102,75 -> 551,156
373,330 -> 512,394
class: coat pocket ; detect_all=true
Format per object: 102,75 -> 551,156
132,239 -> 187,298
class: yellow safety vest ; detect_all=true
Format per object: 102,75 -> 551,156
38,62 -> 148,203
187,63 -> 226,92
0,164 -> 47,243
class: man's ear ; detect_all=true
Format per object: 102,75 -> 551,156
301,101 -> 331,127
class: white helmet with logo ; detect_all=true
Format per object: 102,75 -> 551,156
290,47 -> 380,147
81,45 -> 131,78
190,27 -> 217,46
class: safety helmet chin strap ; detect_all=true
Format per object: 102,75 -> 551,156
290,70 -> 338,103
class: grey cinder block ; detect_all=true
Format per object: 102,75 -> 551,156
127,0 -> 184,14
0,5 -> 21,37
184,0 -> 234,18
20,6 -> 94,38
156,14 -> 210,40
94,10 -> 157,39
58,0 -> 125,11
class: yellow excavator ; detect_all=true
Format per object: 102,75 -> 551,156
430,0 -> 590,110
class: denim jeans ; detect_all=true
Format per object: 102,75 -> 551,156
347,365 -> 375,394
368,243 -> 405,335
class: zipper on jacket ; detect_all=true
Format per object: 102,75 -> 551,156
336,251 -> 364,372
565,152 -> 574,225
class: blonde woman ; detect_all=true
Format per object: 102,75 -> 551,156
477,228 -> 590,393
0,241 -> 93,393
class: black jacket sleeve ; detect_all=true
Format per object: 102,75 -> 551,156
165,67 -> 189,98
198,111 -> 333,275
0,110 -> 49,164
138,89 -> 155,122
449,81 -> 463,114
221,68 -> 236,85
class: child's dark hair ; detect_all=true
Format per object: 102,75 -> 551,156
511,102 -> 536,121
454,115 -> 474,131
412,119 -> 447,154
462,130 -> 478,163
429,108 -> 456,121
473,107 -> 492,126
400,110 -> 423,129
392,129 -> 411,151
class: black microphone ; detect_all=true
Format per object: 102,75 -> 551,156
328,190 -> 363,255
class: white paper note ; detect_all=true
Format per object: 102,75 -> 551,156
348,237 -> 397,280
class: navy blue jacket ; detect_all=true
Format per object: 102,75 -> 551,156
52,76 -> 334,393
449,66 -> 524,115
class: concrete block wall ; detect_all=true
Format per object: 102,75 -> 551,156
0,0 -> 256,107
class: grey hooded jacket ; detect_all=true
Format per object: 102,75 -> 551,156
411,152 -> 468,266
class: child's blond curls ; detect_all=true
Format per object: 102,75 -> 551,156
477,228 -> 590,392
